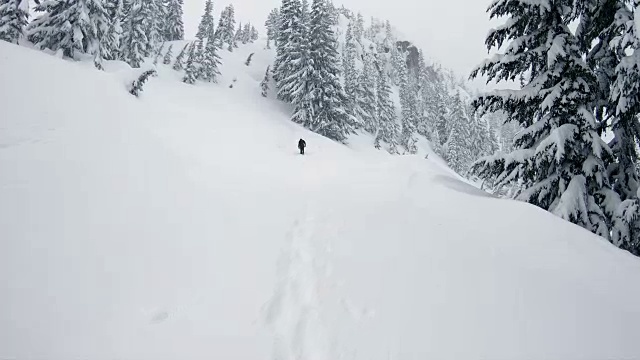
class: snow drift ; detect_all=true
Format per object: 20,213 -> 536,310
2,40 -> 640,360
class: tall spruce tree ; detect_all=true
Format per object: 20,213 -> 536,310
215,4 -> 236,50
608,2 -> 640,254
375,55 -> 399,153
274,0 -> 306,102
120,0 -> 147,67
102,0 -> 123,60
199,27 -> 221,82
233,22 -> 242,46
163,0 -> 184,40
354,12 -> 364,40
250,24 -> 258,41
142,0 -> 163,53
27,0 -> 109,64
297,0 -> 351,141
265,8 -> 279,48
0,0 -> 29,44
608,2 -> 640,201
195,0 -> 214,42
343,21 -> 358,119
470,0 -> 614,238
444,94 -> 472,172
358,50 -> 378,133
182,41 -> 199,84
398,52 -> 418,154
242,22 -> 251,44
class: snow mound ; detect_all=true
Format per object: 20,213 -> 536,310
2,40 -> 640,360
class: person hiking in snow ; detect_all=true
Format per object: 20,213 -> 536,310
298,138 -> 306,155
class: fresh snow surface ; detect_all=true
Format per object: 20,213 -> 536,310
2,40 -> 640,360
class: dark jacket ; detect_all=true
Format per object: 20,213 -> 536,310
298,139 -> 306,149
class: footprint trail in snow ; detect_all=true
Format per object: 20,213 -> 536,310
265,208 -> 333,360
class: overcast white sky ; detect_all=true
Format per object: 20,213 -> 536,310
183,0 -> 496,79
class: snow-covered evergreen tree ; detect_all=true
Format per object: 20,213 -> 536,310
613,195 -> 640,255
216,4 -> 236,51
443,94 -> 472,172
102,0 -> 123,60
233,22 -> 242,46
358,49 -> 377,133
265,7 -> 279,49
470,0 -> 614,238
250,24 -> 258,41
608,3 -> 640,201
260,65 -> 270,97
354,12 -> 364,40
182,41 -> 199,84
199,28 -> 221,82
398,52 -> 417,154
162,43 -> 173,64
28,0 -> 109,64
375,53 -> 399,153
128,68 -> 156,96
120,0 -> 147,68
172,42 -> 188,70
292,0 -> 351,142
0,0 -> 29,44
163,0 -> 183,41
240,22 -> 250,44
343,21 -> 358,119
195,0 -> 213,43
274,0 -> 306,102
142,0 -> 163,54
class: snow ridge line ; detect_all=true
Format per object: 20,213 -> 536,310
264,207 -> 330,360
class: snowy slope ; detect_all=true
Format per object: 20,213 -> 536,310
2,40 -> 640,360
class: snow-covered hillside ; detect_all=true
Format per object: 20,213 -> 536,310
2,40 -> 640,360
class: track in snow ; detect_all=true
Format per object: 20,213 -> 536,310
264,205 -> 334,360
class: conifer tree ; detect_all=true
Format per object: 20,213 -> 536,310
199,28 -> 221,82
162,43 -> 173,64
261,65 -> 270,97
358,50 -> 378,133
375,55 -> 399,153
234,22 -> 242,46
245,52 -> 254,66
354,12 -> 364,40
608,3 -> 640,201
129,68 -> 157,96
298,0 -> 351,141
172,42 -> 188,70
28,0 -> 109,64
443,94 -> 472,172
152,41 -> 164,64
195,0 -> 214,42
274,0 -> 306,102
120,0 -> 147,68
242,22 -> 251,44
265,8 -> 279,48
215,4 -> 236,50
398,53 -> 417,154
163,0 -> 184,40
250,24 -> 258,41
606,1 -> 640,253
343,21 -> 358,118
142,0 -> 163,53
470,0 -> 614,238
182,41 -> 199,84
102,0 -> 123,60
0,0 -> 29,44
